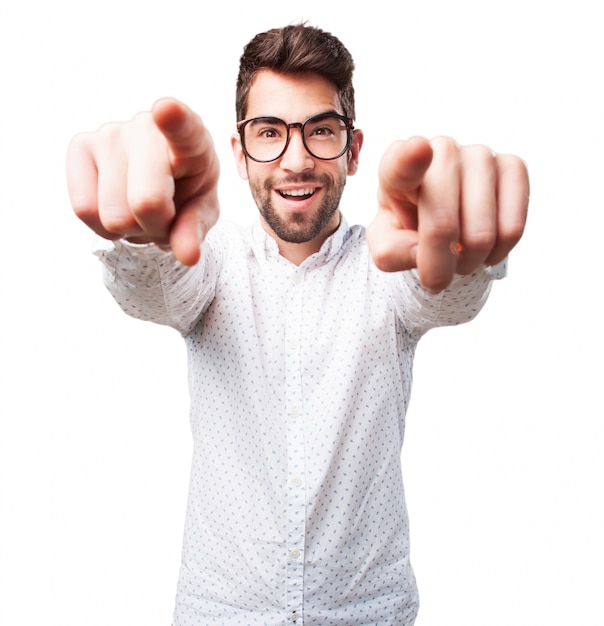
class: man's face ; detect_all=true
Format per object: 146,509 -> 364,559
232,70 -> 362,254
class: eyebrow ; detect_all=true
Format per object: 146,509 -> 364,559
247,116 -> 283,126
247,110 -> 343,124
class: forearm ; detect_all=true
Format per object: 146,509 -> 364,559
391,260 -> 507,340
95,238 -> 218,335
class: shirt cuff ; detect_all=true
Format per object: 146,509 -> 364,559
93,235 -> 174,259
484,258 -> 507,280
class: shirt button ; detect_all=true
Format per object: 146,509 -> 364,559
292,477 -> 302,487
292,274 -> 302,285
290,549 -> 301,559
290,409 -> 300,419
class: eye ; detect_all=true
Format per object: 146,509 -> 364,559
312,125 -> 335,137
247,118 -> 286,142
306,116 -> 343,140
258,126 -> 281,139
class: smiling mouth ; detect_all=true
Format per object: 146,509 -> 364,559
277,187 -> 318,200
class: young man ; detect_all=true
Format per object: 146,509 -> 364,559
67,24 -> 528,626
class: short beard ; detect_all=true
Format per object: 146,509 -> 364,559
250,172 -> 346,244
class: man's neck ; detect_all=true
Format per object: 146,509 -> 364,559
261,215 -> 341,266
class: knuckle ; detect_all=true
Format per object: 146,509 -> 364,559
372,249 -> 395,272
423,213 -> 457,242
96,113 -> 153,147
96,120 -> 127,143
67,132 -> 89,154
99,205 -> 136,234
76,203 -> 132,240
497,152 -> 526,171
431,135 -> 459,159
368,240 -> 391,271
419,272 -> 451,294
464,144 -> 497,168
367,236 -> 402,273
464,228 -> 496,251
496,154 -> 530,197
72,200 -> 98,224
129,192 -> 171,220
500,220 -> 526,247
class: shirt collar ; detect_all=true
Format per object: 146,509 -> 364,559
250,216 -> 352,269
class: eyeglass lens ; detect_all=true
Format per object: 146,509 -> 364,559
242,115 -> 350,162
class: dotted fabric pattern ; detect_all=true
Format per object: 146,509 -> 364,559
96,218 -> 500,625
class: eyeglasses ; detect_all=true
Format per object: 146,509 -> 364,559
237,112 -> 354,163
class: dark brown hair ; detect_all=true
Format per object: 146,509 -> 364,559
235,24 -> 356,122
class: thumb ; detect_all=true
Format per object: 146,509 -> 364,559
169,187 -> 220,266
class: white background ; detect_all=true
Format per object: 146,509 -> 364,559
1,1 -> 602,624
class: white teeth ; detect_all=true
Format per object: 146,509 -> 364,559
281,188 -> 315,197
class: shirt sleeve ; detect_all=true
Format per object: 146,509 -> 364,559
93,234 -> 223,337
388,259 -> 507,341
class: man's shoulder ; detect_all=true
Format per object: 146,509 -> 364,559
205,219 -> 254,253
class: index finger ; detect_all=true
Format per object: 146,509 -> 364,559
416,136 -> 462,292
151,98 -> 218,185
378,137 -> 434,224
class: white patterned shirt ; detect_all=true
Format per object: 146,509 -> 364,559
96,217 -> 502,625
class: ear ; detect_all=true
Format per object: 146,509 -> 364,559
346,128 -> 364,176
231,133 -> 249,180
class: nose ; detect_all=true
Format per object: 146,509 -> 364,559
278,127 -> 315,173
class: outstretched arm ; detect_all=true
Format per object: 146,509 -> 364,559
66,98 -> 220,266
366,136 -> 529,293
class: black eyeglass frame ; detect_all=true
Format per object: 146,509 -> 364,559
236,112 -> 355,163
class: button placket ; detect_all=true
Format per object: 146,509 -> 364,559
284,269 -> 306,620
